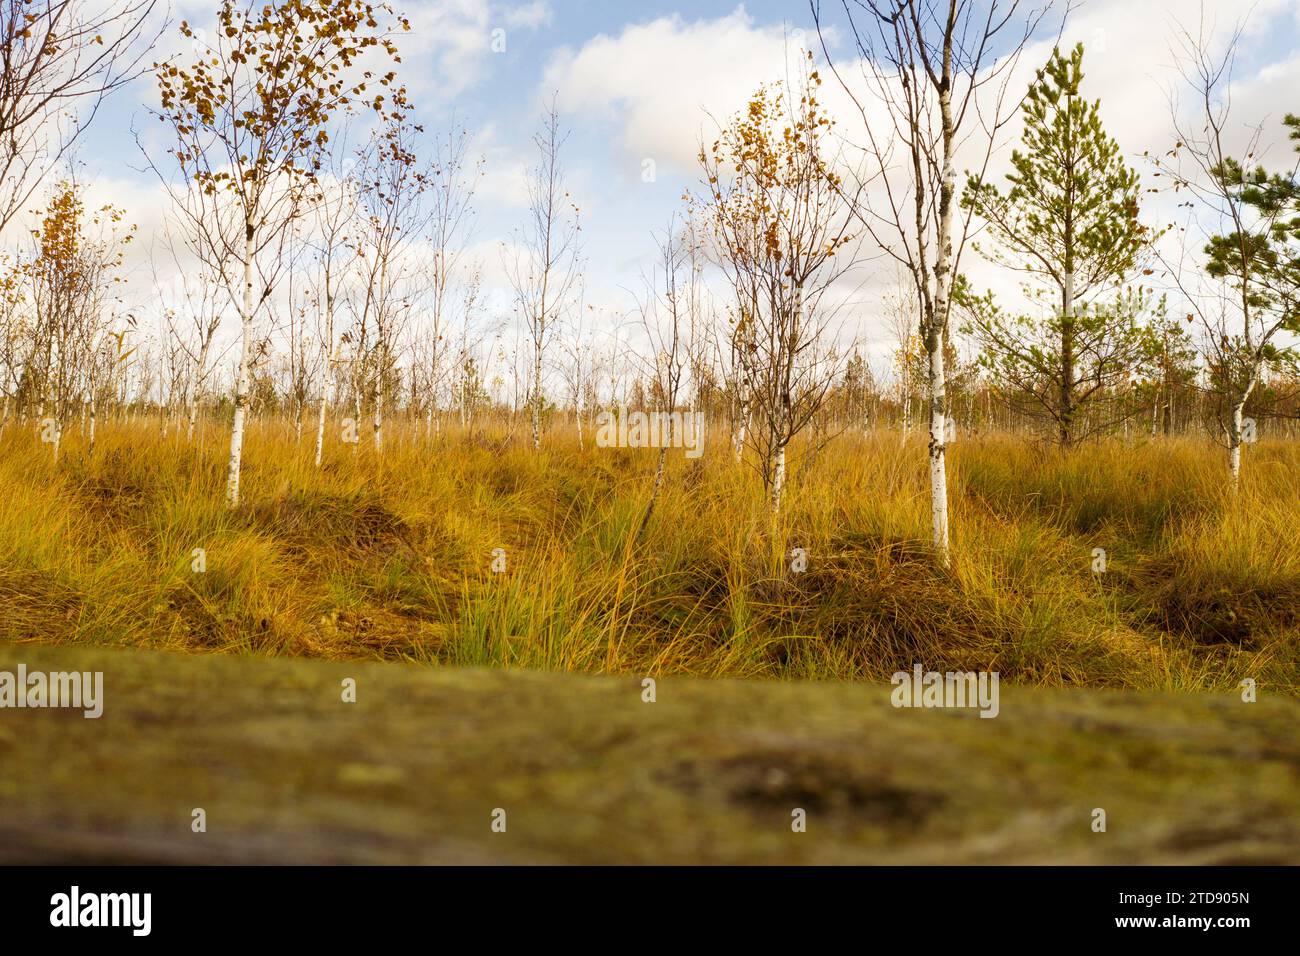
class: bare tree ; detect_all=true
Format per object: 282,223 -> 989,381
0,251 -> 26,433
306,133 -> 359,468
0,0 -> 160,236
812,0 -> 1057,562
444,269 -> 487,431
885,266 -> 921,437
349,114 -> 430,457
1153,19 -> 1300,489
507,98 -> 582,452
422,122 -> 482,439
154,222 -> 228,443
281,244 -> 319,443
83,316 -> 135,455
634,222 -> 696,536
717,302 -> 754,464
558,297 -> 599,452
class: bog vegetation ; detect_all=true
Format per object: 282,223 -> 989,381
0,1 -> 1296,693
0,417 -> 1297,693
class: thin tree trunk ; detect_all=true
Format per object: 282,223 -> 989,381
638,444 -> 669,539
732,396 -> 747,464
1229,400 -> 1245,492
531,348 -> 542,451
928,92 -> 956,565
226,230 -> 255,508
314,363 -> 331,469
902,369 -> 911,438
926,337 -> 949,561
770,440 -> 787,516
352,387 -> 361,459
1060,269 -> 1075,447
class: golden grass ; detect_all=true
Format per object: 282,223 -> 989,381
0,412 -> 1295,693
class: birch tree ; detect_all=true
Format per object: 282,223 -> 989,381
423,123 -> 482,439
507,99 -> 582,451
812,0 -> 1054,563
307,136 -> 359,467
349,114 -> 429,457
634,224 -> 693,536
24,179 -> 133,461
885,268 -> 920,437
559,302 -> 598,451
154,224 -> 227,443
0,0 -> 160,235
696,65 -> 858,516
1154,22 -> 1300,489
445,278 -> 487,432
152,0 -> 409,506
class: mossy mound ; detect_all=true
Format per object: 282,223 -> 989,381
1,642 -> 1297,864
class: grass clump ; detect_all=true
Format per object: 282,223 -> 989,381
0,415 -> 1294,694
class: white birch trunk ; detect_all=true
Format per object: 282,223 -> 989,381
638,417 -> 673,538
927,62 -> 957,566
770,441 -> 787,516
901,368 -> 911,439
531,349 -> 542,451
314,363 -> 331,469
352,388 -> 361,459
1229,400 -> 1245,493
226,231 -> 255,508
927,342 -> 949,560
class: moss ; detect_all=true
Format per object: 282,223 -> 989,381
1,642 -> 1297,864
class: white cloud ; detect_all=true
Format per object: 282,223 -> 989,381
503,1 -> 552,31
399,0 -> 553,100
1037,0 -> 1299,165
473,123 -> 532,209
542,7 -> 815,175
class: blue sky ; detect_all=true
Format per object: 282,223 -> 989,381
64,0 -> 1300,381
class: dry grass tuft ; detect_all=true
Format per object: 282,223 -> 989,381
0,415 -> 1295,693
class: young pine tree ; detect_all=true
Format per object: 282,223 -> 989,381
961,43 -> 1151,446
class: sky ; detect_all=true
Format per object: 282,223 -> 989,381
51,0 -> 1300,392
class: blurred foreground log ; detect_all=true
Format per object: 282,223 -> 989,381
1,643 -> 1297,864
